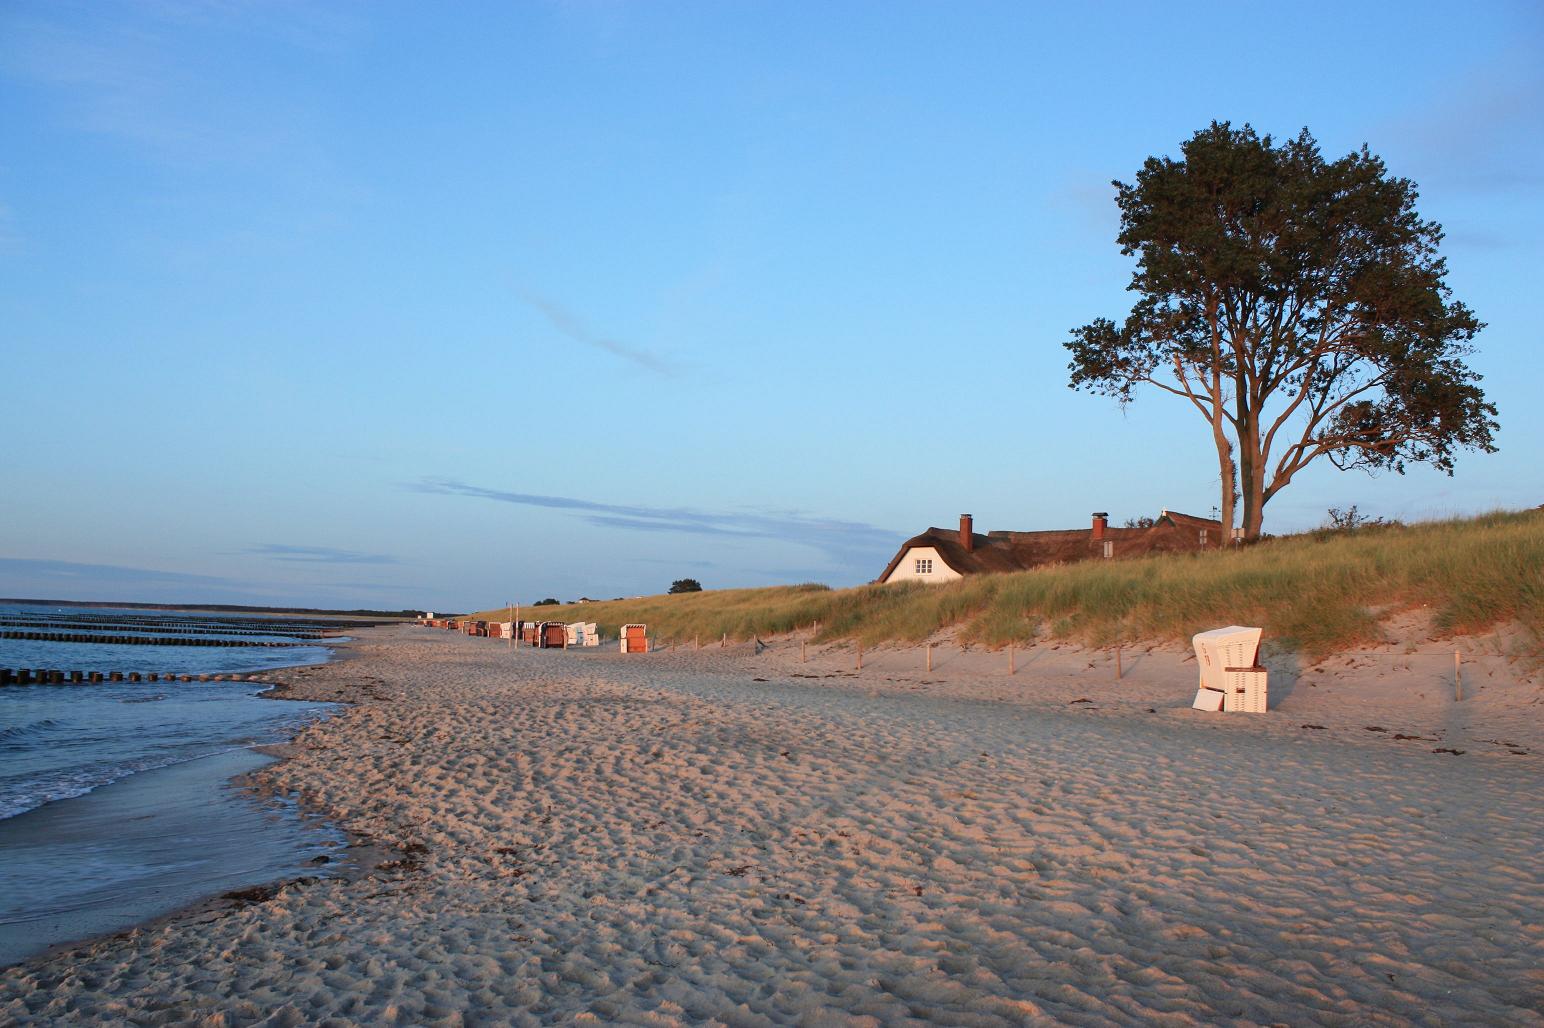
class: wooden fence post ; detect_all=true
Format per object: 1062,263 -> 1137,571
926,643 -> 932,672
1455,650 -> 1463,701
1008,645 -> 1014,675
857,640 -> 863,671
801,640 -> 807,663
1116,645 -> 1122,681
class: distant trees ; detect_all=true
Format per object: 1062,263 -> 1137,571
1123,515 -> 1157,529
1323,505 -> 1398,532
1066,122 -> 1497,541
533,597 -> 560,607
669,579 -> 703,594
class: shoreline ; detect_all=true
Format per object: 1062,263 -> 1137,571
0,643 -> 354,969
0,748 -> 346,968
3,625 -> 1539,1023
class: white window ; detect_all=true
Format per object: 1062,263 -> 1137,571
1199,529 -> 1209,545
914,558 -> 933,574
1102,540 -> 1114,559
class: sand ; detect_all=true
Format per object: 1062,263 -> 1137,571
1,625 -> 1539,1025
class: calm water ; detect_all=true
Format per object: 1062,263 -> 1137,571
0,604 -> 337,819
0,605 -> 346,965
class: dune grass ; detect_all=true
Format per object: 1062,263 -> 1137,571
471,509 -> 1544,658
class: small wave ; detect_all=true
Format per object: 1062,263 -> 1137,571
0,744 -> 254,822
0,718 -> 63,746
120,694 -> 168,704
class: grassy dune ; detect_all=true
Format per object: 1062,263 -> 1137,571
473,509 -> 1543,658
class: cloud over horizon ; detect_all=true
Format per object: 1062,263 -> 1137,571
0,557 -> 236,590
245,544 -> 400,566
410,478 -> 896,571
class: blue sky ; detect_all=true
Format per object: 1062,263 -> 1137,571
2,1 -> 1540,611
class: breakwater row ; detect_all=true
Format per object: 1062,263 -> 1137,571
0,619 -> 332,640
0,630 -> 310,648
1,668 -> 270,686
0,614 -> 365,639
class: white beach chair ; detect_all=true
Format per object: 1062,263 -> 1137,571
1192,626 -> 1267,712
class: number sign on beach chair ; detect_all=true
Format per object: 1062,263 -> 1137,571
1192,626 -> 1268,712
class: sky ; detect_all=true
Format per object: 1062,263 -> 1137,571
2,0 -> 1540,612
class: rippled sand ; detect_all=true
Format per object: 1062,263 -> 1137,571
2,626 -> 1539,1025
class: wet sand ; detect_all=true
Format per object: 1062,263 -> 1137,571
1,625 -> 1539,1024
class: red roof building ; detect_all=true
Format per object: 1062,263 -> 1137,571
878,510 -> 1225,584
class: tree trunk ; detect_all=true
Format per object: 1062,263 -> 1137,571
1211,424 -> 1236,543
1238,408 -> 1267,541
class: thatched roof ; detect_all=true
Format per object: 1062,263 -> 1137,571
878,510 -> 1224,582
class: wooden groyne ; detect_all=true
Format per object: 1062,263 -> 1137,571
0,630 -> 309,648
0,668 -> 268,687
0,617 -> 342,639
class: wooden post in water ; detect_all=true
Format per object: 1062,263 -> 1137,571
1455,650 -> 1463,701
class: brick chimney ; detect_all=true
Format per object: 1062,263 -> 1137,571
1091,512 -> 1109,541
960,514 -> 974,552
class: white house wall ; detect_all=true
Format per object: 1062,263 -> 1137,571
883,546 -> 962,585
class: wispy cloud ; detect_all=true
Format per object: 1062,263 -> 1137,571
518,289 -> 672,373
0,552 -> 243,601
410,478 -> 895,569
245,544 -> 399,565
0,3 -> 362,184
0,557 -> 236,588
627,557 -> 718,569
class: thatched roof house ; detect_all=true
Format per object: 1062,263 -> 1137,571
878,510 -> 1225,584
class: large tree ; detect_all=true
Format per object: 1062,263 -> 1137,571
1066,122 -> 1497,540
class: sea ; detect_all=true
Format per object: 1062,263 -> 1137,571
0,603 -> 347,966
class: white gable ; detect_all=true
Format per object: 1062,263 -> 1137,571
882,545 -> 962,585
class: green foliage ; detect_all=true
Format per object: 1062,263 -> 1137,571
668,578 -> 704,594
1067,122 -> 1497,540
472,510 -> 1543,659
533,598 -> 560,607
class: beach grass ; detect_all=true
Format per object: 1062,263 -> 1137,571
472,508 -> 1544,658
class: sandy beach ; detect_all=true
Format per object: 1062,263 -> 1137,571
2,625 -> 1539,1025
